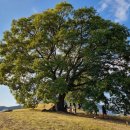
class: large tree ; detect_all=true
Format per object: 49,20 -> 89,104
0,2 -> 129,111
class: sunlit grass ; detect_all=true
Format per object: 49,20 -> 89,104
0,109 -> 130,130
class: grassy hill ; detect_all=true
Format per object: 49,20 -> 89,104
0,109 -> 130,130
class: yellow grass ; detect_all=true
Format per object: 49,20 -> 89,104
37,103 -> 54,110
0,109 -> 130,130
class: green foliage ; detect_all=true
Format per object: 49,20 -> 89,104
82,100 -> 99,114
0,2 -> 129,112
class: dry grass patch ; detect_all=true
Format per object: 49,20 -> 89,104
0,109 -> 130,130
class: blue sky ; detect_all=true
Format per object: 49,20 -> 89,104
0,0 -> 130,106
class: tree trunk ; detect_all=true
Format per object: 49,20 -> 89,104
57,93 -> 66,111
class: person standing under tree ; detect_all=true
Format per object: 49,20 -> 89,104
69,103 -> 72,113
73,103 -> 76,114
102,105 -> 107,118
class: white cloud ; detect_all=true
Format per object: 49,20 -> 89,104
32,7 -> 39,14
99,0 -> 112,12
114,0 -> 130,22
99,0 -> 130,22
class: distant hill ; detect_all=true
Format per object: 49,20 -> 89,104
0,105 -> 22,111
0,106 -> 6,111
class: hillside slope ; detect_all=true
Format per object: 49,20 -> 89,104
0,109 -> 130,130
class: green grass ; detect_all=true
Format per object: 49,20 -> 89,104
0,109 -> 130,130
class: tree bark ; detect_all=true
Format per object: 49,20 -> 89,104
57,93 -> 66,111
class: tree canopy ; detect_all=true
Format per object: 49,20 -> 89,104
0,2 -> 130,112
